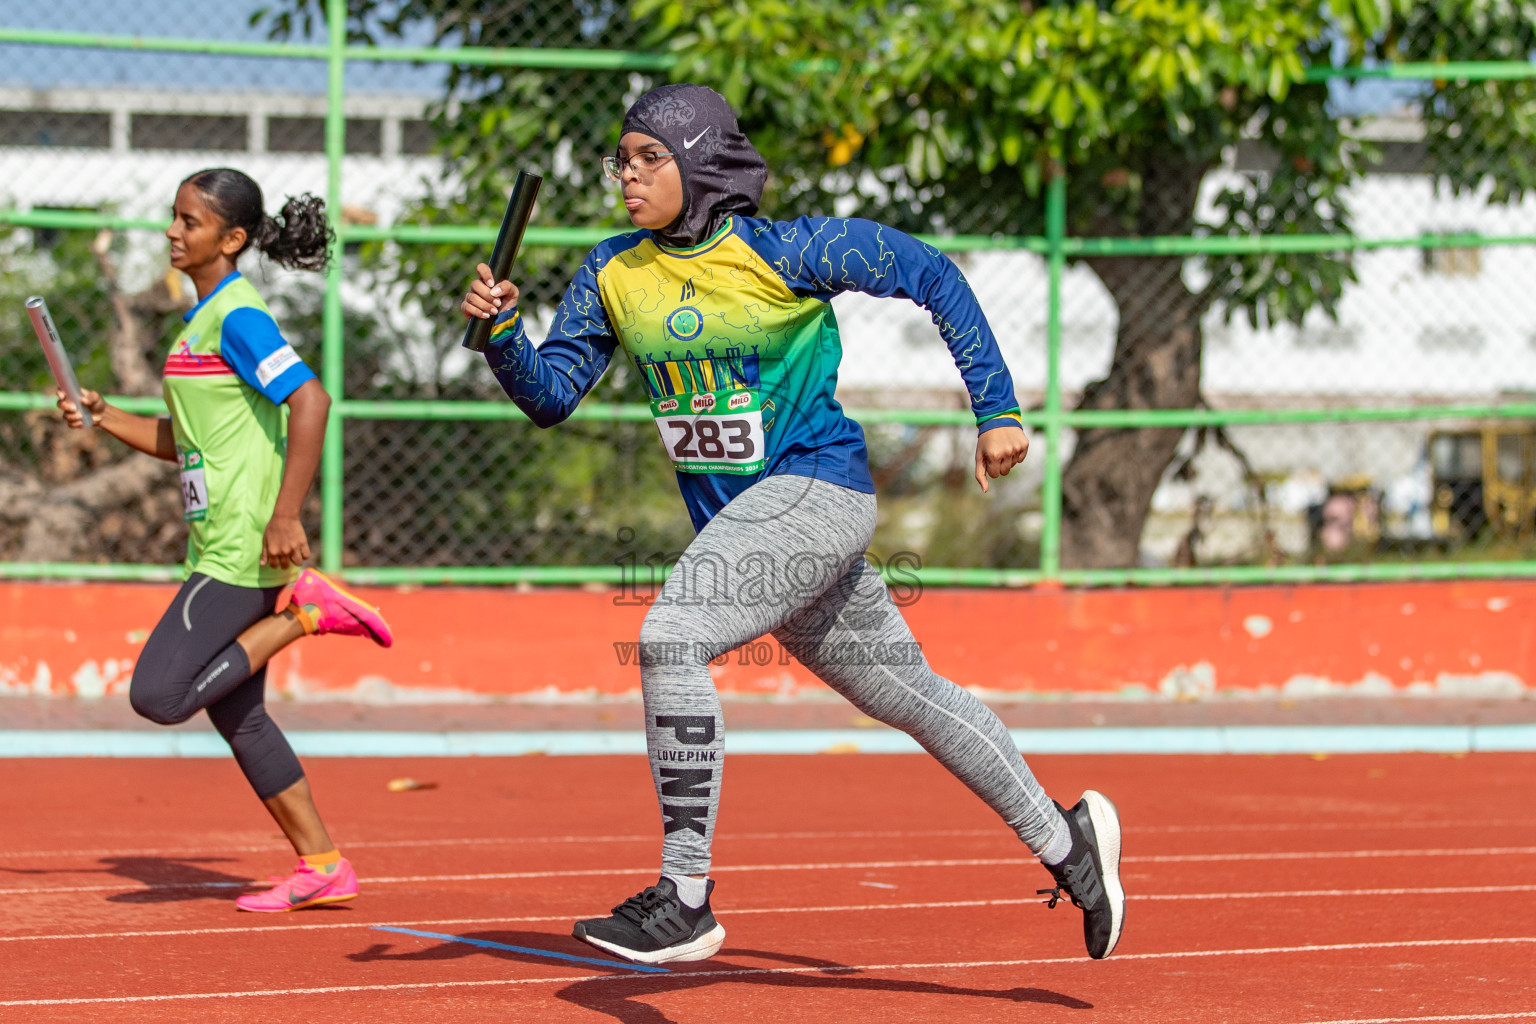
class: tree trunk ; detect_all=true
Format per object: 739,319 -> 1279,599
1058,155 -> 1211,569
1060,259 -> 1204,568
94,229 -> 191,397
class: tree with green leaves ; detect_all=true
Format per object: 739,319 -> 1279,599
256,0 -> 653,349
259,0 -> 710,567
642,0 -> 1536,567
264,0 -> 1536,569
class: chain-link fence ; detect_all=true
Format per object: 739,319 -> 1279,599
4,3 -> 1536,584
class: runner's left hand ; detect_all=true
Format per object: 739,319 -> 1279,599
262,514 -> 310,569
56,388 -> 107,429
975,425 -> 1030,493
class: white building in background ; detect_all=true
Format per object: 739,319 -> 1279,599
0,85 -> 465,384
6,87 -> 1529,560
7,89 -> 1531,405
0,85 -> 440,230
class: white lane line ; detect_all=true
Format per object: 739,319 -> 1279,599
0,917 -> 572,944
1141,884 -> 1536,900
1135,819 -> 1536,836
8,819 -> 1535,862
1292,1014 -> 1536,1023
0,882 -> 246,896
6,885 -> 1536,944
3,936 -> 1534,1007
1135,846 -> 1536,864
5,846 -> 1535,897
0,828 -> 1000,860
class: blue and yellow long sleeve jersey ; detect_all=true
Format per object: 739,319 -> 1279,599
486,215 -> 1023,531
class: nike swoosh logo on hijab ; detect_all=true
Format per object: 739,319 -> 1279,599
620,84 -> 767,248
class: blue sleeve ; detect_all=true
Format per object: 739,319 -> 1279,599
220,307 -> 315,404
745,216 -> 1023,432
484,242 -> 621,428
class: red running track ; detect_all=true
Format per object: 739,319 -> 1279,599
1,752 -> 1534,1023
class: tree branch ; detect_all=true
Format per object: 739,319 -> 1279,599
92,229 -> 193,397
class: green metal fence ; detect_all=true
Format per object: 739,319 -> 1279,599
3,4 -> 1536,588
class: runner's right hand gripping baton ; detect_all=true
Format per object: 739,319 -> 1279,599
26,296 -> 92,428
462,170 -> 543,353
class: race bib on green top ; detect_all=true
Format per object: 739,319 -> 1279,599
179,447 -> 209,522
651,387 -> 766,475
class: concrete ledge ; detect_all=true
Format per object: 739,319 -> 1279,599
8,579 -> 1536,701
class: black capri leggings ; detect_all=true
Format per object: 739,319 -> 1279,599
130,574 -> 305,800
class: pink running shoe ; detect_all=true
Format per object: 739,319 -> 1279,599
235,858 -> 358,913
287,569 -> 393,647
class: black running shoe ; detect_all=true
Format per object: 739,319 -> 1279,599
573,877 -> 727,965
1038,790 -> 1125,959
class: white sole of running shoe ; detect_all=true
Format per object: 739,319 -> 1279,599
1083,789 -> 1125,958
580,922 -> 726,965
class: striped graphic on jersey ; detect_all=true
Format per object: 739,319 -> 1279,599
163,353 -> 235,377
637,352 -> 757,399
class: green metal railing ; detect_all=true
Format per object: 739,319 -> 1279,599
3,8 -> 1535,587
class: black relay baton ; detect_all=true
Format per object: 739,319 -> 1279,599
462,170 -> 543,352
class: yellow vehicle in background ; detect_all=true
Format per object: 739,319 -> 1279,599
1428,424 -> 1536,541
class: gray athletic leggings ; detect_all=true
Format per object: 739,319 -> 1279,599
640,474 -> 1061,875
130,574 -> 305,801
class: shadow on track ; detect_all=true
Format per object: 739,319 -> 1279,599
1,855 -> 328,905
98,856 -> 253,903
350,929 -> 1091,1021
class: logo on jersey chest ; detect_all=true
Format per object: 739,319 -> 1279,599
665,306 -> 703,342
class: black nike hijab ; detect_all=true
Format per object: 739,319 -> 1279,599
619,83 -> 768,248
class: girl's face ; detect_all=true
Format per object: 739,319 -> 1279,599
166,182 -> 245,273
615,131 -> 683,231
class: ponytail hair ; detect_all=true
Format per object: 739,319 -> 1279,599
181,167 -> 334,273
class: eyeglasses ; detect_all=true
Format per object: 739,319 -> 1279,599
602,150 -> 676,181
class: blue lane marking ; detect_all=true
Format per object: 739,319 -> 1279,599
3,724 -> 1536,757
372,925 -> 671,974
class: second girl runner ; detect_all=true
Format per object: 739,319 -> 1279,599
59,167 -> 394,913
462,84 -> 1126,965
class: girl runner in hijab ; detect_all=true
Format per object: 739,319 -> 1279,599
58,168 -> 393,912
461,84 -> 1125,964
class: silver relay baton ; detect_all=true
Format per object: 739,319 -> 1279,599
26,296 -> 92,428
